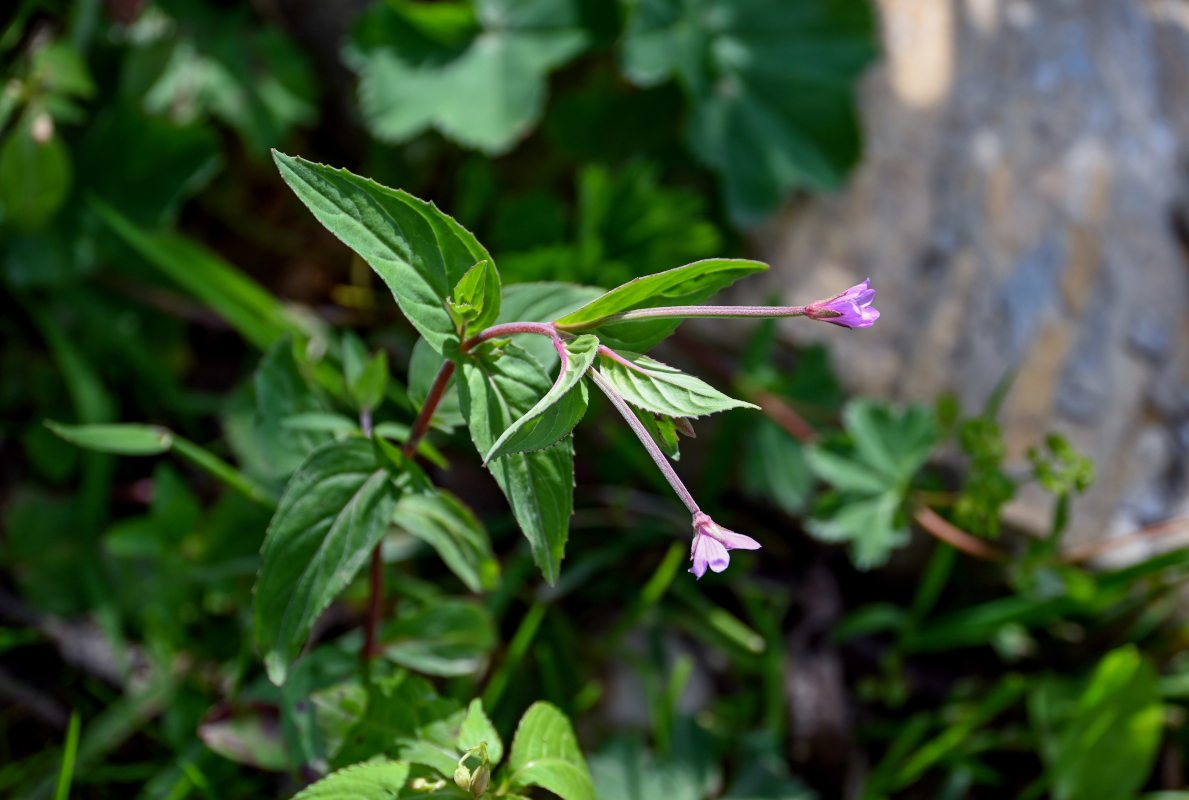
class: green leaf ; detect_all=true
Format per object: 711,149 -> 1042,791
352,350 -> 390,412
636,409 -> 682,461
459,698 -> 504,766
409,339 -> 466,432
31,42 -> 96,100
292,760 -> 410,800
313,672 -> 463,772
805,491 -> 905,571
346,0 -> 588,154
0,121 -> 71,230
740,418 -> 814,516
1034,645 -> 1164,800
273,151 -> 492,353
595,350 -> 756,419
621,0 -> 877,224
804,447 -> 888,495
485,334 -> 598,462
843,400 -> 938,484
391,490 -> 499,593
198,709 -> 292,772
381,599 -> 497,677
255,340 -> 334,479
458,344 -> 574,584
450,258 -> 501,333
255,439 -> 402,685
45,421 -> 172,455
553,258 -> 768,351
508,702 -> 596,800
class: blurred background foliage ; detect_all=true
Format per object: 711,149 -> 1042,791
2,1 -> 1189,799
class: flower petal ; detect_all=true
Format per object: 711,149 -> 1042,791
720,531 -> 762,551
689,535 -> 711,578
704,536 -> 731,573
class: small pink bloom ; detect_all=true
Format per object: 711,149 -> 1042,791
689,512 -> 761,579
805,279 -> 880,329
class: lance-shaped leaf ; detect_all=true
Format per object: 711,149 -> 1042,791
255,439 -> 401,685
596,350 -> 757,419
273,151 -> 494,353
458,344 -> 574,584
553,258 -> 768,351
484,334 -> 599,463
391,489 -> 498,593
508,702 -> 596,800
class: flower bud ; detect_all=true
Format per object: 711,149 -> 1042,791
453,763 -> 472,791
470,764 -> 491,797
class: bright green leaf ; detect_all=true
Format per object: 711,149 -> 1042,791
806,491 -> 905,571
459,698 -> 504,766
255,439 -> 402,685
595,350 -> 756,419
451,258 -> 501,333
485,335 -> 599,462
45,421 -> 172,455
273,151 -> 492,354
458,344 -> 574,584
391,489 -> 499,593
291,760 -> 410,800
553,258 -> 767,351
508,702 -> 596,800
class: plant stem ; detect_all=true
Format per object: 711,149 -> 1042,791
556,304 -> 807,332
461,321 -> 561,352
589,367 -> 700,516
401,360 -> 456,459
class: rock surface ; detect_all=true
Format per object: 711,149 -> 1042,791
748,0 -> 1189,557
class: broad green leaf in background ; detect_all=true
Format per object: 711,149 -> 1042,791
620,0 -> 877,224
508,702 -> 596,800
740,418 -> 814,516
255,439 -> 402,685
273,152 -> 493,353
458,344 -> 574,584
459,698 -> 504,766
1031,645 -> 1164,800
391,490 -> 499,592
291,760 -> 410,800
843,400 -> 938,485
409,338 -> 466,432
197,708 -> 292,772
381,599 -> 497,677
485,334 -> 599,462
596,350 -> 756,419
554,258 -> 768,351
346,0 -> 588,154
806,490 -> 904,571
0,120 -> 71,230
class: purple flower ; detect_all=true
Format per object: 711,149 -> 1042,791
689,512 -> 761,579
805,279 -> 880,328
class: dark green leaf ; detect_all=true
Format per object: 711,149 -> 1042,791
508,702 -> 596,800
621,0 -> 877,223
255,340 -> 334,479
458,344 -> 574,584
485,335 -> 598,462
381,599 -> 497,677
255,439 -> 402,685
391,489 -> 499,593
346,0 -> 588,154
806,491 -> 905,570
0,121 -> 71,230
273,151 -> 492,353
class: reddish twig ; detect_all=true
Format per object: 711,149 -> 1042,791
1062,517 -> 1189,565
912,505 -> 1009,563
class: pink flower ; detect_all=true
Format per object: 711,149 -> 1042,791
805,279 -> 880,328
689,512 -> 761,579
